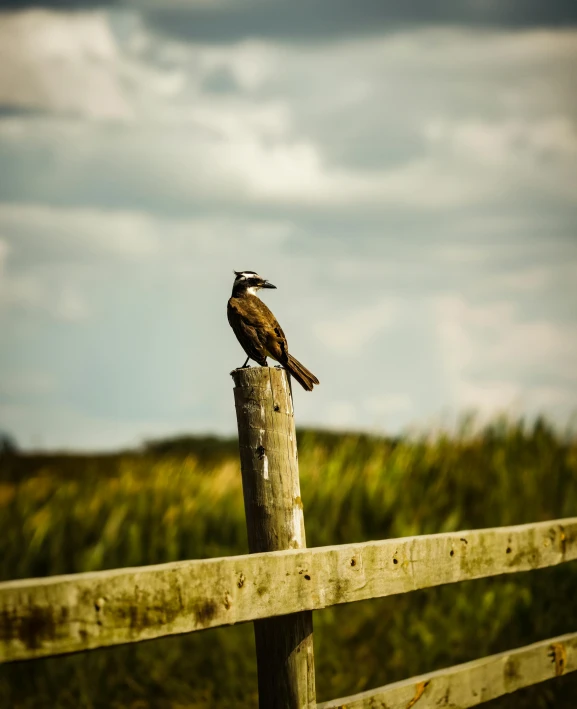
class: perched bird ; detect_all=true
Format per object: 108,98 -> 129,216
227,271 -> 319,391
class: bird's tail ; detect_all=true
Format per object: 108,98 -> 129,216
285,354 -> 319,392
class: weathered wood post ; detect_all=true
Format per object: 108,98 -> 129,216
231,366 -> 316,709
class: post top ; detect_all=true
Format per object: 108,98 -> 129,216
231,365 -> 290,389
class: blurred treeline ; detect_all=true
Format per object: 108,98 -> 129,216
1,417 -> 577,708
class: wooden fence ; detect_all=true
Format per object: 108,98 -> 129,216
1,367 -> 576,708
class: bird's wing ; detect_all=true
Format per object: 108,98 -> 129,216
228,297 -> 289,364
261,318 -> 289,363
227,299 -> 269,363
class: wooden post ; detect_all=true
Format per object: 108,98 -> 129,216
232,366 -> 316,709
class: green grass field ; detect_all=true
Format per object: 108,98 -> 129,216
1,418 -> 577,708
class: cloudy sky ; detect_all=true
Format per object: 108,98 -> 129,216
0,1 -> 576,450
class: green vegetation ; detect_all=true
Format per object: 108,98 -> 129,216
1,418 -> 577,708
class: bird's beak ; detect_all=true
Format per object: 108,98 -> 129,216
262,281 -> 277,289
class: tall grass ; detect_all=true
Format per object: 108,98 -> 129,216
1,418 -> 576,708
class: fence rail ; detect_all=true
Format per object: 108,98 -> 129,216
1,517 -> 576,664
319,632 -> 577,709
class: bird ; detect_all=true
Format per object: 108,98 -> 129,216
227,270 -> 319,392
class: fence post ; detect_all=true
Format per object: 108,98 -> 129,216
231,366 -> 316,709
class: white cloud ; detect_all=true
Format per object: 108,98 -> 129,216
456,379 -> 523,417
2,16 -> 576,212
236,149 -> 493,208
0,203 -> 302,325
0,239 -> 8,274
436,294 -> 576,373
0,204 -> 161,259
0,372 -> 57,398
325,401 -> 357,428
453,380 -> 577,423
0,273 -> 89,321
423,116 -> 577,200
363,27 -> 577,68
0,203 -> 296,263
314,299 -> 399,356
0,10 -> 131,119
198,41 -> 278,91
364,393 -> 412,416
434,294 -> 577,419
493,267 -> 552,293
0,204 -> 164,320
434,244 -> 489,265
0,400 -> 188,451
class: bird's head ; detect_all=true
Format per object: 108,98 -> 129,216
232,271 -> 276,296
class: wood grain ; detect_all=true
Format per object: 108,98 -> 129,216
1,517 -> 575,664
318,631 -> 577,708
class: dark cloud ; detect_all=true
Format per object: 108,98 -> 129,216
201,67 -> 241,95
1,0 -> 575,37
0,1 -> 116,7
0,106 -> 48,118
147,0 -> 577,44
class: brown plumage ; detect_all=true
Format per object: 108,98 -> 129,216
227,271 -> 319,392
